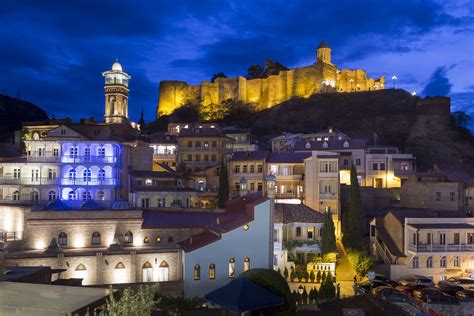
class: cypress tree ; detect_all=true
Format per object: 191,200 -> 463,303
321,209 -> 337,255
344,164 -> 363,250
316,270 -> 322,283
218,161 -> 230,208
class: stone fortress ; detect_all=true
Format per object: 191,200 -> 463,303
157,41 -> 385,117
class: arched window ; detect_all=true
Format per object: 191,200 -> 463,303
97,191 -> 105,201
115,262 -> 126,269
69,168 -> 76,179
229,258 -> 235,278
159,261 -> 169,282
68,190 -> 77,200
98,169 -> 106,181
244,257 -> 250,272
143,236 -> 149,244
92,232 -> 101,245
142,261 -> 153,282
440,256 -> 447,268
156,236 -> 161,243
168,236 -> 174,243
30,190 -> 39,201
58,232 -> 67,246
454,256 -> 460,267
98,147 -> 106,157
82,191 -> 92,201
12,190 -> 20,201
84,148 -> 91,160
83,169 -> 91,182
427,256 -> 433,268
124,231 -> 133,244
194,264 -> 200,280
75,263 -> 86,271
48,190 -> 56,201
412,256 -> 419,269
209,263 -> 215,280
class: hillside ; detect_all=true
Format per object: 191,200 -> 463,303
0,94 -> 48,141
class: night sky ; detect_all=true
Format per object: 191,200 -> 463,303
1,1 -> 473,122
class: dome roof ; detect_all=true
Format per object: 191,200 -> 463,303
112,59 -> 123,71
45,199 -> 69,211
112,199 -> 132,210
318,40 -> 329,49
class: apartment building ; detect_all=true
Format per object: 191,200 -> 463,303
228,151 -> 269,197
223,126 -> 257,152
148,131 -> 177,171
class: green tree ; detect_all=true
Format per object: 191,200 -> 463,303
321,209 -> 337,255
199,102 -> 228,121
284,267 -> 289,280
218,161 -> 230,208
309,270 -> 315,283
246,64 -> 264,79
316,270 -> 322,283
302,286 -> 308,305
211,72 -> 227,82
263,59 -> 289,77
304,270 -> 309,283
309,287 -> 318,303
343,164 -> 364,249
321,271 -> 327,283
101,284 -> 159,316
291,290 -> 300,305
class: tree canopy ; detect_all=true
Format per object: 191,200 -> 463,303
343,164 -> 363,250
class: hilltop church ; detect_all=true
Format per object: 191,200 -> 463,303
157,41 -> 385,117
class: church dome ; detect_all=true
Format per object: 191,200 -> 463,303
112,59 -> 123,71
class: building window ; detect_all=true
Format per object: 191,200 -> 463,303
380,163 -> 386,171
209,264 -> 216,280
83,169 -> 92,182
250,165 -> 255,173
296,227 -> 302,237
143,236 -> 149,244
426,256 -> 433,268
115,262 -> 126,269
436,192 -> 441,201
142,262 -> 153,282
204,141 -> 209,148
53,148 -> 59,157
372,163 -> 378,171
454,233 -> 460,244
307,227 -> 314,240
98,169 -> 106,181
97,191 -> 105,201
440,256 -> 447,268
61,129 -> 66,135
439,233 -> 446,245
58,232 -> 67,246
12,190 -> 20,200
82,191 -> 92,201
229,258 -> 235,278
244,257 -> 250,272
68,190 -> 77,200
187,141 -> 192,147
355,159 -> 361,166
13,169 -> 21,179
243,165 -> 248,173
454,256 -> 460,267
212,141 -> 217,147
48,190 -> 56,201
69,168 -> 76,179
204,155 -> 209,161
92,232 -> 101,245
343,159 -> 349,166
235,165 -> 240,173
141,198 -> 150,208
30,190 -> 39,201
70,147 -> 78,158
211,155 -> 216,161
124,231 -> 133,244
450,192 -> 455,201
97,147 -> 106,157
48,168 -> 56,179
250,183 -> 255,191
168,236 -> 174,243
412,257 -> 419,269
194,264 -> 200,280
257,165 -> 263,173
257,183 -> 263,191
84,148 -> 90,160
155,236 -> 161,243
75,263 -> 86,271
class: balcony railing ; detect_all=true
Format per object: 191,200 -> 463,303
319,193 -> 338,200
61,156 -> 117,164
1,230 -> 23,242
0,177 -> 117,186
0,177 -> 59,185
408,243 -> 474,252
61,178 -> 117,186
0,199 -> 113,208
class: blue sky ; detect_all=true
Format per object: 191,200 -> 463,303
0,0 -> 473,122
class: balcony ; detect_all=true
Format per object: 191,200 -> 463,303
394,169 -> 415,178
61,156 -> 117,164
60,178 -> 117,186
153,153 -> 176,161
0,177 -> 59,185
27,155 -> 61,163
408,244 -> 474,253
319,193 -> 338,200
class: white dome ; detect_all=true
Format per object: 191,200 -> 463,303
112,60 -> 123,71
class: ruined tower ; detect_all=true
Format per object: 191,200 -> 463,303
102,60 -> 131,124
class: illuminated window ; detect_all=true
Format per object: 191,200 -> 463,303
70,147 -> 78,158
92,232 -> 101,245
48,190 -> 56,201
83,169 -> 92,182
194,264 -> 200,280
98,169 -> 106,181
440,256 -> 446,268
58,232 -> 67,246
115,262 -> 126,269
244,257 -> 250,271
84,148 -> 90,160
30,190 -> 39,201
68,190 -> 77,200
229,258 -> 235,278
168,236 -> 174,243
143,236 -> 149,244
209,264 -> 215,280
307,227 -> 314,240
156,236 -> 161,243
75,263 -> 86,271
82,191 -> 92,201
124,231 -> 133,244
12,191 -> 20,200
69,168 -> 76,179
97,191 -> 105,201
98,147 -> 105,157
142,262 -> 153,282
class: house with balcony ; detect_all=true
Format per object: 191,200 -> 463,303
148,131 -> 177,171
273,203 -> 324,271
228,151 -> 269,197
223,126 -> 258,152
370,207 -> 474,283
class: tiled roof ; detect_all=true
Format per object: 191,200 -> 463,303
266,152 -> 311,163
386,207 -> 468,223
274,203 -> 324,224
230,151 -> 269,161
434,163 -> 474,186
293,139 -> 367,152
148,131 -> 177,144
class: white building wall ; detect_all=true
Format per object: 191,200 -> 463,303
183,199 -> 271,298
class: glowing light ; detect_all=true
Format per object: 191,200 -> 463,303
243,225 -> 249,231
73,235 -> 86,248
35,240 -> 46,250
411,92 -> 417,96
391,75 -> 398,80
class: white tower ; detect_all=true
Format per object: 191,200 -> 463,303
102,60 -> 131,124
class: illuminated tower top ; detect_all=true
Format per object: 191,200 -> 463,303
102,59 -> 131,124
316,40 -> 332,65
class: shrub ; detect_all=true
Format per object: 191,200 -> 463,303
348,250 -> 376,277
316,270 -> 322,283
309,270 -> 315,283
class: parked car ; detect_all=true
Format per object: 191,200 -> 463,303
372,286 -> 407,302
439,277 -> 474,290
398,275 -> 435,287
374,274 -> 398,287
455,289 -> 474,301
437,282 -> 464,296
413,287 -> 457,304
395,283 -> 427,295
358,280 -> 390,293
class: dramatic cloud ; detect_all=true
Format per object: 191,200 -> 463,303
0,0 -> 472,121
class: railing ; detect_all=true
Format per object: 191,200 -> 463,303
0,199 -> 113,208
409,243 -> 474,252
61,156 -> 117,164
153,153 -> 176,160
0,177 -> 116,186
1,230 -> 23,241
0,177 -> 59,185
60,178 -> 116,186
319,193 -> 338,200
27,155 -> 61,163
394,170 -> 415,178
374,236 -> 393,264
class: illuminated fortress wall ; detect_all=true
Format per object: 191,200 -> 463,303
157,42 -> 384,117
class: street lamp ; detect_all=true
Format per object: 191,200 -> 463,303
349,78 -> 354,91
239,176 -> 248,197
391,75 -> 397,89
411,91 -> 417,96
265,173 -> 276,199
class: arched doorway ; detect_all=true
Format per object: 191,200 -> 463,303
142,261 -> 153,283
158,261 -> 169,282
